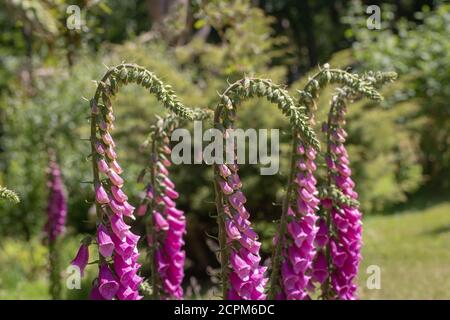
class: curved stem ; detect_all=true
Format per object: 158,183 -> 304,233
268,135 -> 297,299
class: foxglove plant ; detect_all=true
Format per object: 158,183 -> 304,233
276,142 -> 320,300
80,64 -> 195,300
138,110 -> 211,299
213,77 -> 320,300
45,154 -> 67,299
322,98 -> 362,299
138,114 -> 186,299
300,69 -> 397,299
45,157 -> 67,242
218,165 -> 267,300
296,64 -> 384,126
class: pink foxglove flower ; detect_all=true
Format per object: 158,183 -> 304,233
141,142 -> 186,299
108,170 -> 124,187
45,159 -> 67,242
98,264 -> 119,300
71,244 -> 89,276
88,79 -> 147,301
95,185 -> 109,204
111,186 -> 128,203
97,224 -> 114,258
110,160 -> 123,174
281,142 -> 319,300
216,163 -> 267,300
321,107 -> 363,300
97,159 -> 109,173
154,211 -> 169,231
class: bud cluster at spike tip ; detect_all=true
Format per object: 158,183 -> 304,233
278,142 -> 320,300
45,159 -> 67,242
217,163 -> 268,300
142,142 -> 186,299
321,99 -> 363,300
83,97 -> 143,300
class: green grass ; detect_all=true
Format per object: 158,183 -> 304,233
358,201 -> 450,299
0,235 -> 95,300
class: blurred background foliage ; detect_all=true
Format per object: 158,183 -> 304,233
0,0 -> 449,298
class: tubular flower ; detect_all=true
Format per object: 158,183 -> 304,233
141,135 -> 186,299
324,104 -> 363,300
88,100 -> 142,300
45,159 -> 67,242
71,243 -> 89,276
218,163 -> 267,300
281,142 -> 320,300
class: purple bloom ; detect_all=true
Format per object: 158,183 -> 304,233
122,201 -> 136,218
218,164 -> 232,178
98,264 -> 119,300
154,211 -> 169,231
165,187 -> 179,199
71,244 -> 89,276
163,177 -> 175,189
144,151 -> 187,299
108,198 -> 124,215
95,185 -> 109,204
45,159 -> 67,242
89,285 -> 104,300
97,159 -> 109,173
95,140 -> 105,155
108,170 -> 124,187
219,180 -> 233,195
311,251 -> 328,284
90,102 -> 142,301
137,203 -> 148,216
111,186 -> 128,203
322,111 -> 363,300
97,224 -> 114,258
230,251 -> 251,281
110,160 -> 123,174
161,195 -> 175,208
315,218 -> 329,248
280,142 -> 320,300
215,165 -> 267,300
111,232 -> 134,259
225,219 -> 241,240
110,214 -> 131,240
102,132 -> 114,145
106,145 -> 117,160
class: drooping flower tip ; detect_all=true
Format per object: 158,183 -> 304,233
71,244 -> 89,276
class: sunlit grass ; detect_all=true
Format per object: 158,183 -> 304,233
358,201 -> 450,299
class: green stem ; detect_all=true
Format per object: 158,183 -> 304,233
268,135 -> 298,299
49,240 -> 61,299
90,106 -> 106,271
214,165 -> 229,300
146,138 -> 160,300
321,102 -> 336,300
